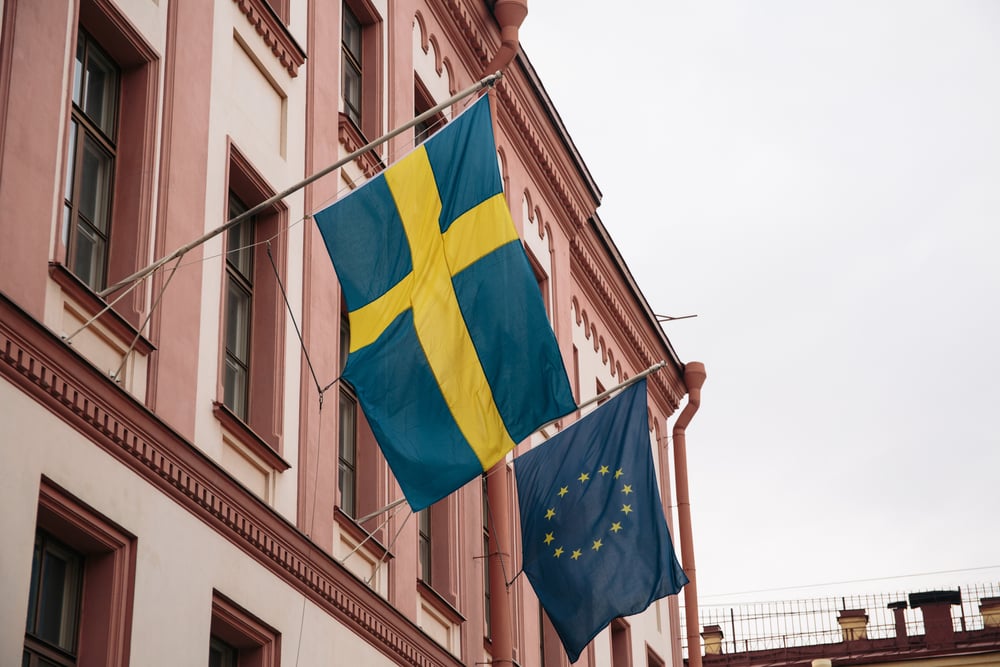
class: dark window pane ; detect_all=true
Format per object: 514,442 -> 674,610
25,540 -> 42,633
225,280 -> 251,363
73,39 -> 84,105
338,391 -> 357,517
26,534 -> 81,654
83,42 -> 118,137
224,356 -> 248,420
78,135 -> 113,232
64,122 -> 78,201
209,636 -> 237,667
72,219 -> 106,290
343,64 -> 362,126
343,5 -> 362,61
226,196 -> 254,282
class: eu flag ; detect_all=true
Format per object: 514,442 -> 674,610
514,379 -> 688,663
314,96 -> 576,511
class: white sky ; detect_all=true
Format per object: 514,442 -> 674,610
519,1 -> 1000,607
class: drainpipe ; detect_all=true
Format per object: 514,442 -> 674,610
482,4 -> 527,663
484,0 -> 528,75
673,361 -> 706,667
486,463 -> 516,665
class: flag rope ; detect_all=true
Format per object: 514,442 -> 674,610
267,242 -> 326,399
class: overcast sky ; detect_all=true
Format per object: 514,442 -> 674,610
519,1 -> 1000,607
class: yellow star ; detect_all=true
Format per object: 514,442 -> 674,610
614,468 -> 624,479
553,546 -> 564,558
557,486 -> 569,497
599,465 -> 610,475
571,549 -> 582,560
543,532 -> 555,545
622,484 -> 633,495
545,508 -> 556,520
578,472 -> 590,483
621,504 -> 633,515
610,521 -> 622,533
592,539 -> 603,551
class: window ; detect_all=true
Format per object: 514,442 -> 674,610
646,645 -> 665,667
224,195 -> 254,421
482,477 -> 492,640
413,76 -> 443,146
338,314 -> 358,518
55,5 -> 158,327
24,479 -> 136,667
338,387 -> 357,518
342,3 -> 363,128
214,146 -> 287,460
24,532 -> 83,666
418,509 -> 432,584
209,637 -> 237,667
208,591 -> 280,667
340,0 -> 381,141
64,30 -> 119,292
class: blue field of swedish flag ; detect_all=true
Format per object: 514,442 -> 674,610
315,96 -> 575,511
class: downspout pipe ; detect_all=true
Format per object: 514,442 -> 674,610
673,361 -> 706,667
483,0 -> 528,75
484,4 -> 527,664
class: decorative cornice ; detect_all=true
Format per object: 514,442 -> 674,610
339,113 -> 385,179
569,237 -> 684,410
0,293 -> 460,667
232,0 -> 306,77
494,79 -> 587,231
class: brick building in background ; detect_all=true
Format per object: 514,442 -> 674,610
0,1 -> 704,665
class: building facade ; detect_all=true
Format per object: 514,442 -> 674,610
0,1 -> 699,665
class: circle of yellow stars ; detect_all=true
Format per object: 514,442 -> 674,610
542,464 -> 634,560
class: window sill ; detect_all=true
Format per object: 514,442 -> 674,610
49,262 -> 155,355
417,579 -> 465,625
334,506 -> 392,562
212,401 -> 291,472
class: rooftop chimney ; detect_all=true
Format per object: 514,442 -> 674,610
909,590 -> 961,647
888,600 -> 908,644
701,625 -> 724,656
837,608 -> 869,641
979,597 -> 1000,629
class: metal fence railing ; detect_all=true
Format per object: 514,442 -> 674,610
681,582 -> 1000,657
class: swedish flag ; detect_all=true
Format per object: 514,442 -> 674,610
314,96 -> 576,511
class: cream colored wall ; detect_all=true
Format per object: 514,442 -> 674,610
0,378 -> 394,666
191,0 -> 307,519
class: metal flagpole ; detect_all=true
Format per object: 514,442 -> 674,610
533,360 -> 667,436
98,71 -> 504,298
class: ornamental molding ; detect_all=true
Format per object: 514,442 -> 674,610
569,237 -> 684,410
0,294 -> 459,667
232,0 -> 306,77
338,114 -> 385,179
495,78 -> 588,231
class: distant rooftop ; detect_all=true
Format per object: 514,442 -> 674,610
683,582 -> 1000,665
